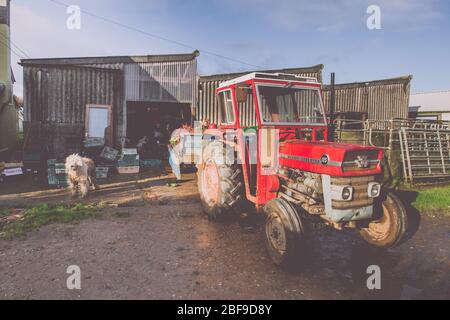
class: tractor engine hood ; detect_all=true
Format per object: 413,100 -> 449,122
279,140 -> 382,177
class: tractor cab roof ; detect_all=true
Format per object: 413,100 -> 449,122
218,72 -> 319,89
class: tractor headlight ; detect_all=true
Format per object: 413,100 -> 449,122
368,182 -> 381,198
342,187 -> 352,200
331,185 -> 353,201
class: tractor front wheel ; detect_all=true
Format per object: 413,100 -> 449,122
359,191 -> 408,248
197,141 -> 243,221
264,198 -> 307,268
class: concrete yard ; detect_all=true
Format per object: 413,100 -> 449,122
0,173 -> 449,300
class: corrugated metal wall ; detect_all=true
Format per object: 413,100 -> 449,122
197,66 -> 324,126
322,76 -> 412,120
124,60 -> 197,103
23,66 -> 120,123
23,65 -> 123,154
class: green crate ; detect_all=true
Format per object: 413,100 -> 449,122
117,155 -> 139,167
121,148 -> 138,155
55,163 -> 66,174
95,166 -> 111,179
100,146 -> 119,161
48,174 -> 68,187
84,137 -> 105,148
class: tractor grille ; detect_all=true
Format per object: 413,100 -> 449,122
331,176 -> 375,210
342,150 -> 380,173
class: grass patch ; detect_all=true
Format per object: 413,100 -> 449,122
0,203 -> 101,240
412,186 -> 450,215
0,208 -> 9,217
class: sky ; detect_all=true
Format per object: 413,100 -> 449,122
7,0 -> 450,97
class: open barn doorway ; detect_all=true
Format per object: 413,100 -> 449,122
126,101 -> 192,160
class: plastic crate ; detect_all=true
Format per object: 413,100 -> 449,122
55,163 -> 66,174
122,148 -> 138,155
48,174 -> 68,187
84,137 -> 105,148
117,154 -> 140,167
117,166 -> 140,174
100,146 -> 119,161
95,166 -> 110,179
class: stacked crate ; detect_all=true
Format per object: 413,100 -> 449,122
117,149 -> 140,174
100,146 -> 119,162
95,165 -> 116,179
47,159 -> 68,187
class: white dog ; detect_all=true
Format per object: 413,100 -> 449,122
65,154 -> 100,198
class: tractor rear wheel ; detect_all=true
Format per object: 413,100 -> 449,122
264,198 -> 307,268
197,141 -> 243,220
359,191 -> 408,248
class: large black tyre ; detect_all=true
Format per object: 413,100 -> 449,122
359,190 -> 408,248
264,198 -> 307,268
197,141 -> 243,220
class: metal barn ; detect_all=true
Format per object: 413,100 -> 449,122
322,75 -> 412,121
197,68 -> 412,126
20,51 -> 199,158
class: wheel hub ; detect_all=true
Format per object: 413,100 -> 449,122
266,216 -> 287,253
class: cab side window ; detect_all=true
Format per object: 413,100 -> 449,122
219,90 -> 235,125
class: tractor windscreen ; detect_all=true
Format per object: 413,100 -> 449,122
257,85 -> 325,125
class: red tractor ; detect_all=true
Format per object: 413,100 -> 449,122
197,72 -> 407,267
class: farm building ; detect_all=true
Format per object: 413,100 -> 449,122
409,90 -> 450,121
198,69 -> 412,126
20,51 -> 199,158
322,75 -> 412,122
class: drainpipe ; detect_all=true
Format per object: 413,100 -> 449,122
328,72 -> 336,142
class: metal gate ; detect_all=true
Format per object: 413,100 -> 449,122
399,127 -> 450,183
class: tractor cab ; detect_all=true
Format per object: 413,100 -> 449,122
216,72 -> 328,136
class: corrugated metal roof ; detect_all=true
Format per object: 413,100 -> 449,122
409,90 -> 450,112
322,75 -> 412,90
200,65 -> 324,83
19,50 -> 200,66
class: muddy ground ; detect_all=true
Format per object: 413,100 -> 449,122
0,173 -> 449,300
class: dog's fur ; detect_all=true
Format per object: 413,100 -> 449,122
65,154 -> 100,198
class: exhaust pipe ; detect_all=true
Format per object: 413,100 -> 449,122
328,72 -> 335,142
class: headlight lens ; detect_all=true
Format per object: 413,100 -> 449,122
331,185 -> 353,201
342,187 -> 352,200
368,182 -> 381,198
